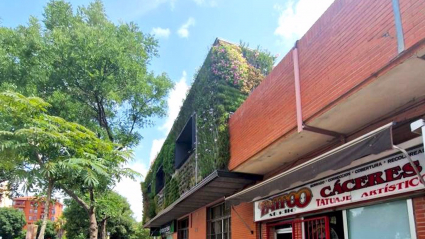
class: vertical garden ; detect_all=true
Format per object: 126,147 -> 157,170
141,39 -> 276,223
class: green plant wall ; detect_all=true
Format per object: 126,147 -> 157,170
141,39 -> 276,224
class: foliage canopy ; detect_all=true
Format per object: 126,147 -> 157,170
0,0 -> 173,147
0,207 -> 26,239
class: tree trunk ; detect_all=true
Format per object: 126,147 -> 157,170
38,179 -> 54,239
88,188 -> 98,239
60,186 -> 98,239
89,207 -> 98,239
99,218 -> 107,239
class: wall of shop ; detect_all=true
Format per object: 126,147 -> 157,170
231,202 -> 257,239
188,206 -> 207,239
228,0 -> 425,171
414,196 -> 425,239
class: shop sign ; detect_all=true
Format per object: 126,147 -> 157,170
159,220 -> 175,235
151,220 -> 176,236
254,147 -> 425,222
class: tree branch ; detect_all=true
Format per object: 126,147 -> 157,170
60,185 -> 90,212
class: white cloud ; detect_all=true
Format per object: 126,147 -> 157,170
151,27 -> 171,38
114,161 -> 148,222
149,71 -> 189,164
149,138 -> 165,164
160,71 -> 190,133
170,0 -> 177,10
274,0 -> 334,43
177,18 -> 196,38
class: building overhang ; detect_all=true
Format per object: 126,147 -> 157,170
233,42 -> 425,175
144,170 -> 262,228
226,123 -> 395,205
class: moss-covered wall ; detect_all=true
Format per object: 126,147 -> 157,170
141,39 -> 275,224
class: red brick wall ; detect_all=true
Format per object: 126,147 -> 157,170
414,196 -> 425,239
400,0 -> 425,49
228,53 -> 295,170
188,206 -> 207,239
298,0 -> 397,121
228,0 -> 425,171
232,202 -> 257,239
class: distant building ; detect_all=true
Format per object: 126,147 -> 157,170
13,197 -> 63,228
0,182 -> 12,207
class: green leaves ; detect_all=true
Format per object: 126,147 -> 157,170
63,192 -> 139,239
0,0 -> 173,147
0,208 -> 26,239
0,91 -> 134,196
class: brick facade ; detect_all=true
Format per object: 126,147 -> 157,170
414,196 -> 425,239
188,207 -> 207,239
231,202 -> 257,239
12,197 -> 63,229
228,0 -> 425,171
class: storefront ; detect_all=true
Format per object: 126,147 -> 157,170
226,122 -> 425,239
255,145 -> 424,239
151,220 -> 176,239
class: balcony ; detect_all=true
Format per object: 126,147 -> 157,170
13,202 -> 25,207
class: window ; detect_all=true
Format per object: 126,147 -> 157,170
346,200 -> 415,239
178,218 -> 189,239
207,203 -> 231,239
29,216 -> 32,221
155,166 -> 165,194
147,183 -> 152,194
175,115 -> 196,169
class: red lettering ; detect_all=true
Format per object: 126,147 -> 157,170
402,161 -> 422,177
385,166 -> 403,182
342,179 -> 355,192
320,186 -> 333,197
409,177 -> 419,187
354,176 -> 368,190
367,172 -> 385,186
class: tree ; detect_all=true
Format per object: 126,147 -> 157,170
130,222 -> 150,239
0,0 -> 173,147
0,207 -> 26,239
63,192 -> 136,239
35,220 -> 57,239
0,91 -> 134,239
53,216 -> 66,239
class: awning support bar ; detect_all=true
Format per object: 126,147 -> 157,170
393,145 -> 425,185
303,124 -> 346,142
231,206 -> 254,235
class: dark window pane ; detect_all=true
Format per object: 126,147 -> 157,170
213,205 -> 221,219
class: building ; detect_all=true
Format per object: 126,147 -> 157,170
13,197 -> 63,228
142,38 -> 274,238
143,0 -> 425,238
0,182 -> 12,207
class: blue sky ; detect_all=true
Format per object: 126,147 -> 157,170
0,0 -> 333,221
